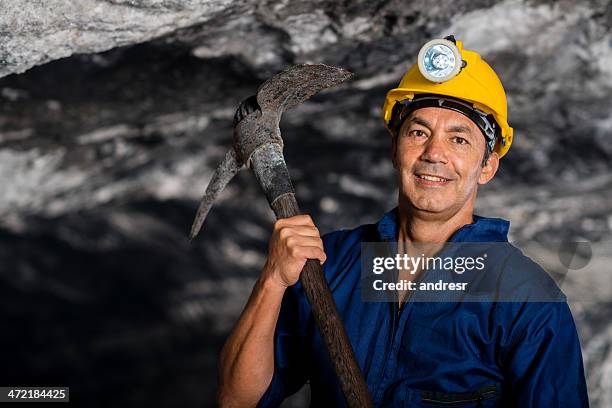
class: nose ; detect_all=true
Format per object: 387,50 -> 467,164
420,133 -> 448,164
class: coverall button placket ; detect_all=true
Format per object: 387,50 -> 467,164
368,216 -> 393,402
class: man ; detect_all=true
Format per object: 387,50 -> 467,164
217,37 -> 589,407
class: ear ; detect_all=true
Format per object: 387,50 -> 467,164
478,152 -> 499,184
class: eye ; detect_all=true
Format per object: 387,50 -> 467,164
408,129 -> 426,137
452,136 -> 469,145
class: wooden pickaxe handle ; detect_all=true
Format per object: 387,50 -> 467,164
272,193 -> 374,408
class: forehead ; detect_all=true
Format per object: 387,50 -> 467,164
405,107 -> 478,131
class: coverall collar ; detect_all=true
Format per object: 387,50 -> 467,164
376,206 -> 510,243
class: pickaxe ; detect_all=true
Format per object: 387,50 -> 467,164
189,64 -> 374,408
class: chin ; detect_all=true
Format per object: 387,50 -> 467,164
404,194 -> 449,214
414,202 -> 449,214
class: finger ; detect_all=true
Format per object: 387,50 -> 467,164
292,245 -> 327,263
278,214 -> 315,227
286,235 -> 324,249
278,225 -> 321,239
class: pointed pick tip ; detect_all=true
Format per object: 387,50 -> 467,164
188,220 -> 203,243
188,228 -> 199,243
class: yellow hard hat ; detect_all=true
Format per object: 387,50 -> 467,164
382,37 -> 513,157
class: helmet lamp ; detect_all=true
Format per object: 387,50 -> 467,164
417,38 -> 462,83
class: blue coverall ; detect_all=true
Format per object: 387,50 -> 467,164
257,207 -> 589,407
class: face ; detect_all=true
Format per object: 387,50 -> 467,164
392,107 -> 499,219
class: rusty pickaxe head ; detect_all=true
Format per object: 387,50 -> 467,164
189,64 -> 353,240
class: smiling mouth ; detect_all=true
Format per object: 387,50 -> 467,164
414,173 -> 452,185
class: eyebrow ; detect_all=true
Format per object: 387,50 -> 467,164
446,124 -> 472,134
408,116 -> 432,129
408,115 -> 474,136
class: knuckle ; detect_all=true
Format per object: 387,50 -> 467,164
278,227 -> 290,239
295,214 -> 312,223
285,236 -> 295,247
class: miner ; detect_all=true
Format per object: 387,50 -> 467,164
217,37 -> 589,407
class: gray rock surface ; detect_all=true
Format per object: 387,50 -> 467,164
0,0 -> 243,78
0,0 -> 610,406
